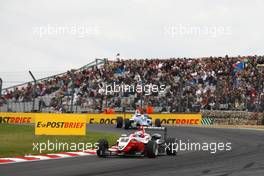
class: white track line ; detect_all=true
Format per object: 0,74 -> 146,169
25,155 -> 57,160
49,154 -> 72,158
66,152 -> 91,156
0,158 -> 27,162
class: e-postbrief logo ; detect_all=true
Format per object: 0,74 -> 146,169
88,118 -> 117,124
0,116 -> 32,124
36,121 -> 85,129
161,118 -> 200,125
35,116 -> 86,136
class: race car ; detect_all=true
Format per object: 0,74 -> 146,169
96,126 -> 177,158
116,113 -> 161,129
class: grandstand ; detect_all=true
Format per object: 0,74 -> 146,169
0,55 -> 264,113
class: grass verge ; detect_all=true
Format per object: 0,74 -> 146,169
0,124 -> 118,157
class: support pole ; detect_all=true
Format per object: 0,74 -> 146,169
29,71 -> 37,112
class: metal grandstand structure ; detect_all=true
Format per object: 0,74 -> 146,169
0,58 -> 107,113
2,58 -> 107,91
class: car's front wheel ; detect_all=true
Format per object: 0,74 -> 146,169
116,117 -> 123,128
97,139 -> 109,157
146,140 -> 158,158
124,119 -> 130,129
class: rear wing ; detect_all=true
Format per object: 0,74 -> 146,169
143,126 -> 167,139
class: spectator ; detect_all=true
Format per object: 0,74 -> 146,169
146,104 -> 154,114
1,55 -> 264,113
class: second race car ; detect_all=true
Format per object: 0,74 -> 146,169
116,112 -> 161,129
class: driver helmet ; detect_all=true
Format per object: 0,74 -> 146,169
134,131 -> 143,138
135,109 -> 141,116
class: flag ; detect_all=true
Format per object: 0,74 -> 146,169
233,61 -> 245,72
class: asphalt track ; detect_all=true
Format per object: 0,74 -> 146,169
1,124 -> 264,176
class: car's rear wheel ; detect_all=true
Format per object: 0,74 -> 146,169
97,139 -> 109,157
155,118 -> 161,127
146,140 -> 158,158
124,118 -> 130,129
116,117 -> 123,128
165,137 -> 177,156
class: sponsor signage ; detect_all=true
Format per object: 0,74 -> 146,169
35,114 -> 86,135
148,114 -> 202,125
86,113 -> 202,125
0,112 -> 202,126
86,114 -> 127,124
0,113 -> 35,124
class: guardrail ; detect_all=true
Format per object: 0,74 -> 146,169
0,110 -> 263,125
0,112 -> 202,125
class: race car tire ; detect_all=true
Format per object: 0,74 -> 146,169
124,118 -> 130,129
155,118 -> 161,127
165,137 -> 177,156
146,140 -> 158,158
97,139 -> 109,157
116,117 -> 123,128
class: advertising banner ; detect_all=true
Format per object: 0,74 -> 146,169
35,114 -> 86,135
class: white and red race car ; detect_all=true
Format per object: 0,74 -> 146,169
97,126 -> 177,158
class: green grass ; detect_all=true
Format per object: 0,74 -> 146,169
0,124 -> 118,157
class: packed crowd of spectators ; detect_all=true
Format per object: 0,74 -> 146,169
1,55 -> 264,113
